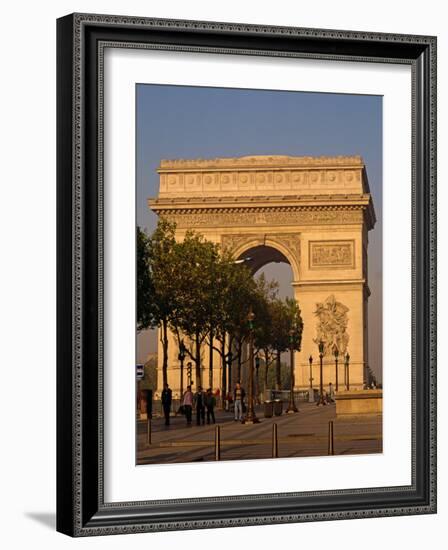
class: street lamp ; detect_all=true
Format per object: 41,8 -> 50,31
186,361 -> 193,386
233,256 -> 252,264
286,329 -> 298,413
242,308 -> 259,424
255,354 -> 260,405
178,341 -> 186,400
333,345 -> 339,392
308,355 -> 314,403
345,352 -> 350,390
317,340 -> 326,406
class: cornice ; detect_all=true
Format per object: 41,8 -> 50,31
158,154 -> 364,172
149,194 -> 376,230
149,193 -> 372,209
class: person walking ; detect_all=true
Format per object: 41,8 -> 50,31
194,386 -> 206,426
161,383 -> 172,426
205,388 -> 216,424
233,382 -> 245,421
181,385 -> 193,425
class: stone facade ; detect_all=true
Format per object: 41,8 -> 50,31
148,155 -> 376,395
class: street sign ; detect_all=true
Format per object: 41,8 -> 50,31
136,364 -> 144,380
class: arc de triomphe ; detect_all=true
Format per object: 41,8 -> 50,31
148,155 -> 376,395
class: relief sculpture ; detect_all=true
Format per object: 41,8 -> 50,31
310,241 -> 354,268
314,295 -> 350,356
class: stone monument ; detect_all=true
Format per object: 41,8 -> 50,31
148,155 -> 376,394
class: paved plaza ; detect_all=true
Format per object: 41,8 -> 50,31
136,402 -> 382,465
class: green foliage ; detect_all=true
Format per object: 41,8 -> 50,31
170,230 -> 221,341
285,297 -> 304,352
136,227 -> 154,331
263,296 -> 304,354
146,218 -> 178,328
257,359 -> 291,391
136,218 -> 305,392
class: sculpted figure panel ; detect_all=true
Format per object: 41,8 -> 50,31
310,240 -> 355,268
314,295 -> 350,356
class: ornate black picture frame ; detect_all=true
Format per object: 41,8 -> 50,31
56,13 -> 437,536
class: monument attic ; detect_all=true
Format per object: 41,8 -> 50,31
148,154 -> 376,395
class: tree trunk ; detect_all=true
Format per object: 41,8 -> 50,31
221,334 -> 226,408
275,350 -> 281,390
162,319 -> 168,388
227,334 -> 233,391
237,343 -> 242,384
195,329 -> 201,388
209,327 -> 213,390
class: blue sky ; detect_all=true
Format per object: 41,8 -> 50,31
136,84 -> 382,379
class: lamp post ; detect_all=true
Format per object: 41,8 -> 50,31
242,308 -> 259,424
255,354 -> 260,405
333,345 -> 339,392
178,341 -> 186,401
186,361 -> 193,386
308,355 -> 314,403
317,340 -> 326,406
286,329 -> 299,413
345,352 -> 350,390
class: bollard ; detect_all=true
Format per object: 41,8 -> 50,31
147,417 -> 152,446
215,425 -> 221,461
272,423 -> 279,458
328,420 -> 334,455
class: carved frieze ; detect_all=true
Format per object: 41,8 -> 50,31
309,240 -> 355,269
159,208 -> 364,229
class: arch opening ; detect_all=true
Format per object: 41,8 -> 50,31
237,244 -> 294,301
237,244 -> 290,276
234,245 -> 296,391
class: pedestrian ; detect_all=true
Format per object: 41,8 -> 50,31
205,388 -> 216,424
194,386 -> 206,425
181,385 -> 193,425
161,383 -> 172,426
233,382 -> 245,421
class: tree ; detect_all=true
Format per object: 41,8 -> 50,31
137,218 -> 304,397
205,249 -> 256,395
268,299 -> 291,390
169,230 -> 222,388
266,296 -> 303,390
137,219 -> 178,387
260,358 -> 291,390
136,226 -> 154,331
221,260 -> 259,384
253,273 -> 279,389
285,297 -> 304,354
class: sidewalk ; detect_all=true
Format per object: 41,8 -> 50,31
137,402 -> 382,464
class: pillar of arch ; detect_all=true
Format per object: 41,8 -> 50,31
149,155 -> 376,396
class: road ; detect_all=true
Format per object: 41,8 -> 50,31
136,402 -> 382,464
